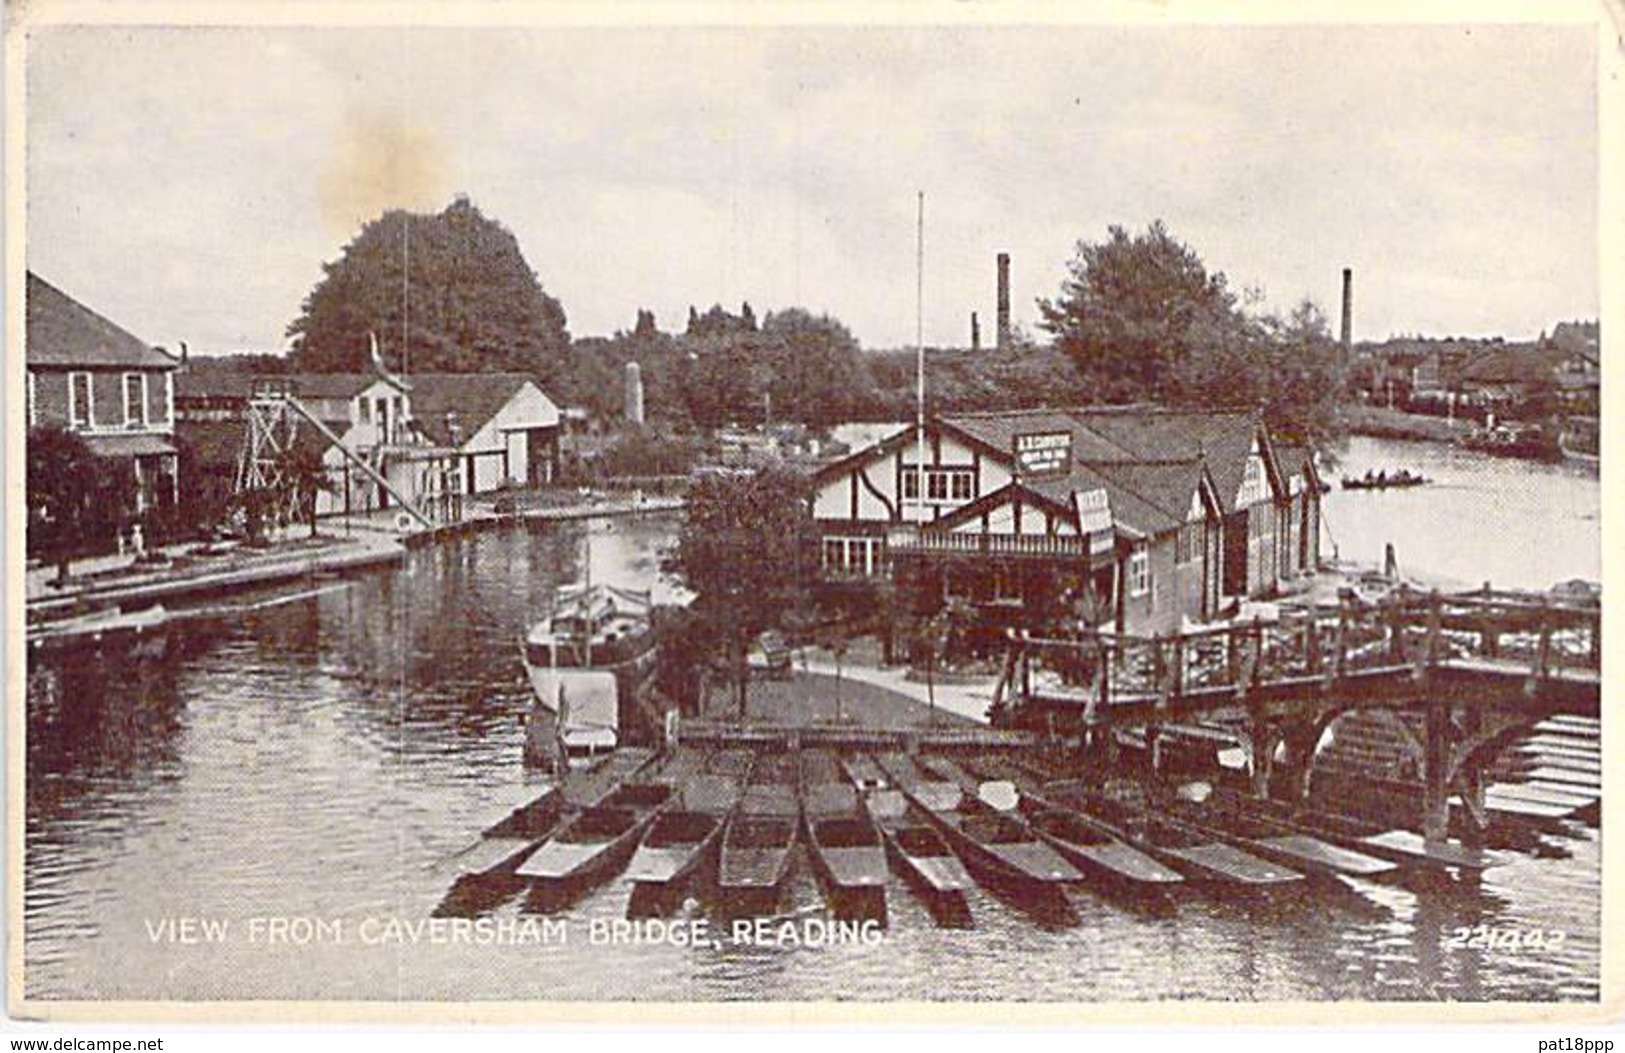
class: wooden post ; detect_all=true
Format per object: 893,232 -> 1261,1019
1248,718 -> 1273,798
1456,706 -> 1487,849
1422,697 -> 1451,845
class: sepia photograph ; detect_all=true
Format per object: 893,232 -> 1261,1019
5,0 -> 1615,1026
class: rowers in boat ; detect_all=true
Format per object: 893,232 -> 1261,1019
800,751 -> 888,922
517,751 -> 699,912
1340,468 -> 1430,491
717,752 -> 800,914
624,771 -> 742,918
521,582 -> 657,770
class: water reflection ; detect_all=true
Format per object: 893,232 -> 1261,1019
22,509 -> 1600,1002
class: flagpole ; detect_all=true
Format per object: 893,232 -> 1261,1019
915,191 -> 926,526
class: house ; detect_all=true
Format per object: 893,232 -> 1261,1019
403,373 -> 562,492
25,272 -> 181,517
809,406 -> 1318,637
175,366 -> 458,522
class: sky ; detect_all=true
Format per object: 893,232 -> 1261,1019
23,20 -> 1600,356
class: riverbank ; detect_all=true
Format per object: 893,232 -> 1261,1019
24,488 -> 685,627
1343,404 -> 1473,444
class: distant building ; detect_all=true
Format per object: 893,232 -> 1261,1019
405,373 -> 562,492
809,406 -> 1320,637
25,272 -> 181,516
175,364 -> 562,521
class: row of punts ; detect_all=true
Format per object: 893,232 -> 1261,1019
434,743 -> 1538,928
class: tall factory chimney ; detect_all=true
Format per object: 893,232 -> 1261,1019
971,311 -> 981,352
1340,267 -> 1354,353
624,361 -> 645,425
996,252 -> 1011,351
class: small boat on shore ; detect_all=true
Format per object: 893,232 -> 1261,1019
518,752 -> 695,912
521,582 -> 657,770
1460,422 -> 1562,462
864,787 -> 974,927
801,772 -> 889,923
718,752 -> 800,913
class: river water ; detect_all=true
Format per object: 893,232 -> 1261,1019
22,438 -> 1601,1003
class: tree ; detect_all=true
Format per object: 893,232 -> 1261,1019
665,466 -> 816,718
1038,221 -> 1347,451
1038,221 -> 1247,402
286,195 -> 570,378
27,426 -> 137,581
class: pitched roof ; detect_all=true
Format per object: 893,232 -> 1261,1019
26,272 -> 177,370
175,368 -> 402,403
404,373 -> 545,446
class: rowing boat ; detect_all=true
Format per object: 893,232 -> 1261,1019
1160,791 -> 1398,880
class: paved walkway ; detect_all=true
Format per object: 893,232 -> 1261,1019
792,647 -> 999,726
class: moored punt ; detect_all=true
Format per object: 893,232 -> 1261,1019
801,780 -> 889,923
958,756 -> 1184,902
840,753 -> 890,793
432,748 -> 658,915
625,773 -> 742,917
880,755 -> 1081,912
1222,791 -> 1504,873
1159,793 -> 1398,881
717,752 -> 800,913
864,787 -> 973,927
1045,783 -> 1304,892
518,754 -> 689,912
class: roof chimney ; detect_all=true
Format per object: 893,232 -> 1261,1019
971,311 -> 981,352
1340,268 -> 1353,353
996,253 -> 1011,351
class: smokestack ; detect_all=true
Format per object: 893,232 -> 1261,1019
624,361 -> 645,425
996,253 -> 1011,351
971,311 -> 981,352
1340,268 -> 1353,352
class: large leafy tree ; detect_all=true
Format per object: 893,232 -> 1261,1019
27,426 -> 138,581
1038,221 -> 1347,450
665,466 -> 816,718
287,196 -> 570,377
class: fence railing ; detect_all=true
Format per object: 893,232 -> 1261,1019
1004,586 -> 1601,712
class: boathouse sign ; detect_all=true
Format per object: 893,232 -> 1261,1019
1013,431 -> 1072,477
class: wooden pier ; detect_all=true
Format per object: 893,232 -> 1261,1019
1000,585 -> 1602,845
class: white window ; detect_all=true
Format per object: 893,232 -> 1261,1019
907,467 -> 974,504
822,536 -> 880,577
69,372 -> 92,430
902,469 -> 920,500
927,471 -> 949,501
1128,544 -> 1150,597
950,471 -> 974,501
123,373 -> 148,428
358,398 -> 371,423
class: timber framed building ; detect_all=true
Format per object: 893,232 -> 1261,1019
810,407 -> 1322,638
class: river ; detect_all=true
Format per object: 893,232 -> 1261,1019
22,437 -> 1601,1003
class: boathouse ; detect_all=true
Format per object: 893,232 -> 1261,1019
404,373 -> 563,492
25,272 -> 181,518
809,407 -> 1319,636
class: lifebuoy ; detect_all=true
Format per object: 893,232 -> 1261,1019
395,512 -> 415,532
